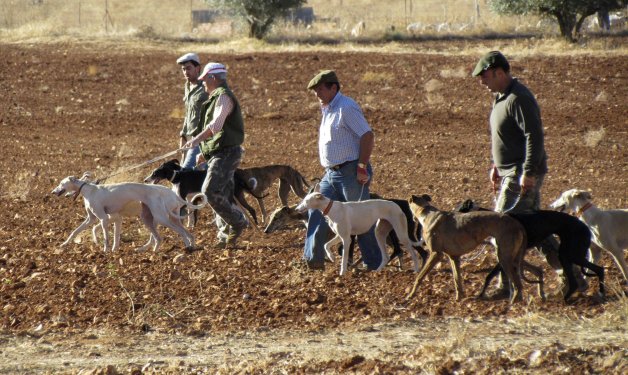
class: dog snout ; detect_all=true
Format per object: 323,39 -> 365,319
295,202 -> 308,213
51,187 -> 65,196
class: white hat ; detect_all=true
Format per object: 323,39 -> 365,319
199,62 -> 227,80
176,52 -> 200,65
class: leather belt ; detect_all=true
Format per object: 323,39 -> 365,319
329,160 -> 355,171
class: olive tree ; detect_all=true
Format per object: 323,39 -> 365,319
489,0 -> 627,42
205,0 -> 306,39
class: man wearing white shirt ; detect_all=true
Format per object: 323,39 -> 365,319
303,70 -> 382,271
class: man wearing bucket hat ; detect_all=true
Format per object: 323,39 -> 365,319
303,69 -> 382,271
473,51 -> 586,297
176,52 -> 208,170
184,62 -> 248,248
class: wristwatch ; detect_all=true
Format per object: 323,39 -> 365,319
357,162 -> 367,169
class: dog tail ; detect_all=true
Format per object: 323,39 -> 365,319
167,193 -> 208,220
186,193 -> 208,210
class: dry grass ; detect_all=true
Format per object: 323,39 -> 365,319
2,0 -> 626,57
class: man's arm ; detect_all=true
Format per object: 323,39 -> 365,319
185,94 -> 234,149
357,131 -> 374,185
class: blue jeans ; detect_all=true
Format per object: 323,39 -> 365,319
181,145 -> 207,170
303,161 -> 382,270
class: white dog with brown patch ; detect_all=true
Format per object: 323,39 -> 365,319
52,176 -> 207,252
296,192 -> 421,275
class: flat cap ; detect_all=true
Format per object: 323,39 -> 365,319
307,70 -> 339,89
472,51 -> 510,76
176,52 -> 200,65
199,62 -> 227,80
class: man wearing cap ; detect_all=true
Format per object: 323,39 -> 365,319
176,52 -> 208,170
184,62 -> 248,247
303,69 -> 382,271
473,51 -> 586,297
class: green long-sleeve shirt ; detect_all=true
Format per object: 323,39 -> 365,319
490,78 -> 548,178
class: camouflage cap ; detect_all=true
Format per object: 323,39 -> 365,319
472,51 -> 510,77
307,70 -> 339,90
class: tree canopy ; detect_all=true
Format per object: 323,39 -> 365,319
489,0 -> 627,41
206,0 -> 306,39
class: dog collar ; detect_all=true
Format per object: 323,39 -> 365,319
576,202 -> 593,217
72,181 -> 87,201
322,200 -> 333,216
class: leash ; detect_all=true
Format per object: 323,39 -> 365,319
97,148 -> 184,183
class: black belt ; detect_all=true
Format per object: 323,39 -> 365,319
329,160 -> 355,171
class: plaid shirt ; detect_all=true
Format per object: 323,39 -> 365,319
318,92 -> 371,168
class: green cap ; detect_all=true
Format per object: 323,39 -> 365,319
472,51 -> 510,77
307,70 -> 339,89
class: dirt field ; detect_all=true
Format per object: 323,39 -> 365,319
0,39 -> 627,373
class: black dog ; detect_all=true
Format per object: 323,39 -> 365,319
457,199 -> 604,301
144,159 -> 265,226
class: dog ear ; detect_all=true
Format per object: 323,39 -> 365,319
314,193 -> 324,200
575,190 -> 592,201
421,194 -> 432,202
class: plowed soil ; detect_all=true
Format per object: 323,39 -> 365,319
0,39 -> 626,374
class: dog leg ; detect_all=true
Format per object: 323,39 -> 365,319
403,243 -> 421,273
478,264 -> 502,299
495,242 -> 524,303
111,215 -> 122,252
324,234 -> 342,265
447,255 -> 464,301
605,245 -> 628,284
62,210 -> 97,247
339,235 -> 353,276
99,216 -> 111,252
522,261 -> 545,301
405,251 -> 443,300
374,220 -> 392,271
257,198 -> 268,226
139,204 -> 162,252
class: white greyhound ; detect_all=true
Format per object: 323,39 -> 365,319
551,189 -> 628,285
296,192 -> 421,276
52,176 -> 207,252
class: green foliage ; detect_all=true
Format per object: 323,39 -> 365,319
489,0 -> 627,41
206,0 -> 306,39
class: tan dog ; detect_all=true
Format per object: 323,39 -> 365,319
405,194 -> 527,303
235,165 -> 310,225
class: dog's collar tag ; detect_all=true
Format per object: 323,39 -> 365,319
322,200 -> 333,216
577,202 -> 593,217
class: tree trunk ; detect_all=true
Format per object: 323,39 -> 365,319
248,16 -> 274,39
554,11 -> 577,42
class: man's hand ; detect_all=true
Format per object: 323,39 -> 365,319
179,137 -> 187,161
519,174 -> 536,194
489,165 -> 501,193
357,166 -> 369,185
195,153 -> 206,166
